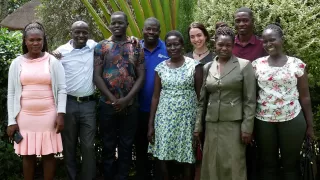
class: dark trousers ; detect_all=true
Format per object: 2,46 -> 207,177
61,98 -> 96,180
255,112 -> 306,180
99,102 -> 139,180
135,111 -> 151,180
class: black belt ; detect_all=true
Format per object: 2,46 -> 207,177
67,95 -> 95,102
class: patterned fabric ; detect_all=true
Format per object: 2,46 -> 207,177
94,37 -> 144,104
148,57 -> 198,164
252,56 -> 305,122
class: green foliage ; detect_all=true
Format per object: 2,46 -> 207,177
194,0 -> 320,81
177,0 -> 196,52
37,0 -> 104,50
194,0 -> 320,136
0,28 -> 22,120
0,0 -> 31,21
0,28 -> 23,179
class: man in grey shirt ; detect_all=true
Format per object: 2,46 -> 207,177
53,21 -> 97,180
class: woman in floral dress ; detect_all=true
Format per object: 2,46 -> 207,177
252,24 -> 314,180
147,30 -> 203,180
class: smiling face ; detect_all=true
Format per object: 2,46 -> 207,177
71,23 -> 89,49
109,14 -> 128,37
143,20 -> 160,45
234,12 -> 254,36
215,35 -> 234,59
189,27 -> 207,49
166,35 -> 183,59
262,28 -> 283,56
24,29 -> 44,55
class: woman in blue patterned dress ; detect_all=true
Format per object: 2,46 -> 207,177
147,30 -> 203,180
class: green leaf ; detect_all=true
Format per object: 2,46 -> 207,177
80,0 -> 112,38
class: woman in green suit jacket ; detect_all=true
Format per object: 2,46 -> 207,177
194,26 -> 256,180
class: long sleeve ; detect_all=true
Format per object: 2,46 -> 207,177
241,62 -> 256,133
194,63 -> 211,132
7,60 -> 17,126
54,60 -> 67,113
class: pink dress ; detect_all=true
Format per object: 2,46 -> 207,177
14,53 -> 63,155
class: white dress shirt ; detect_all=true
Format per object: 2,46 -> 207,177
57,39 -> 97,97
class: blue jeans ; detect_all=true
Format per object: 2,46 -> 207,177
99,101 -> 139,180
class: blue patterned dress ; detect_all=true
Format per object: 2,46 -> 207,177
148,57 -> 198,163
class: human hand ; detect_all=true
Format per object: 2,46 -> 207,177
147,125 -> 155,144
52,50 -> 63,59
130,36 -> 139,45
112,97 -> 130,112
7,124 -> 19,138
241,132 -> 252,145
306,126 -> 315,139
193,132 -> 202,149
55,114 -> 64,133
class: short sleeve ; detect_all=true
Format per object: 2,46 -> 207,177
155,62 -> 163,74
94,42 -> 103,57
135,43 -> 145,70
251,59 -> 259,78
293,57 -> 306,77
94,41 -> 108,67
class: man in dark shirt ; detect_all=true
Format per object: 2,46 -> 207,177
233,7 -> 267,62
93,11 -> 145,180
233,7 -> 265,180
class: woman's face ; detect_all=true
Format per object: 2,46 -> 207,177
166,35 -> 183,59
189,27 -> 207,49
262,28 -> 283,56
24,30 -> 44,55
215,35 -> 234,59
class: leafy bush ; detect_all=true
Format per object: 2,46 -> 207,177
37,0 -> 104,50
194,0 -> 320,136
0,28 -> 23,179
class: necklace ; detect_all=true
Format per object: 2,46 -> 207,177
193,49 -> 209,57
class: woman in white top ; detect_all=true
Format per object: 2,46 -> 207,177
252,23 -> 314,180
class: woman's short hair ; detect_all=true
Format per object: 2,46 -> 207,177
264,23 -> 284,38
164,30 -> 184,45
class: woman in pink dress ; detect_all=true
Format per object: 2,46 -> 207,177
7,22 -> 66,180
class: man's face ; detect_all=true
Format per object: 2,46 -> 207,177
71,25 -> 89,48
143,21 -> 160,44
234,12 -> 254,35
109,14 -> 128,37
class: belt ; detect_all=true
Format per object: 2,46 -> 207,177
67,95 -> 95,102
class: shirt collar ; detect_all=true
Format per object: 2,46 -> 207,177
66,39 -> 96,52
235,34 -> 257,45
140,39 -> 162,51
107,36 -> 132,45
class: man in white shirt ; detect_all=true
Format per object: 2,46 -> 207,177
53,21 -> 97,180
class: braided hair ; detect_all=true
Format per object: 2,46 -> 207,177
215,26 -> 235,43
264,23 -> 283,38
22,22 -> 48,54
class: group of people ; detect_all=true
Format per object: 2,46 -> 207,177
6,6 -> 314,180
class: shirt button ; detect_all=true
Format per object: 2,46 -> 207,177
217,100 -> 220,103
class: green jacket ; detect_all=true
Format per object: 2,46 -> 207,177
195,55 -> 256,133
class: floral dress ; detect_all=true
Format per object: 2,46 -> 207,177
148,57 -> 198,164
252,56 -> 306,122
